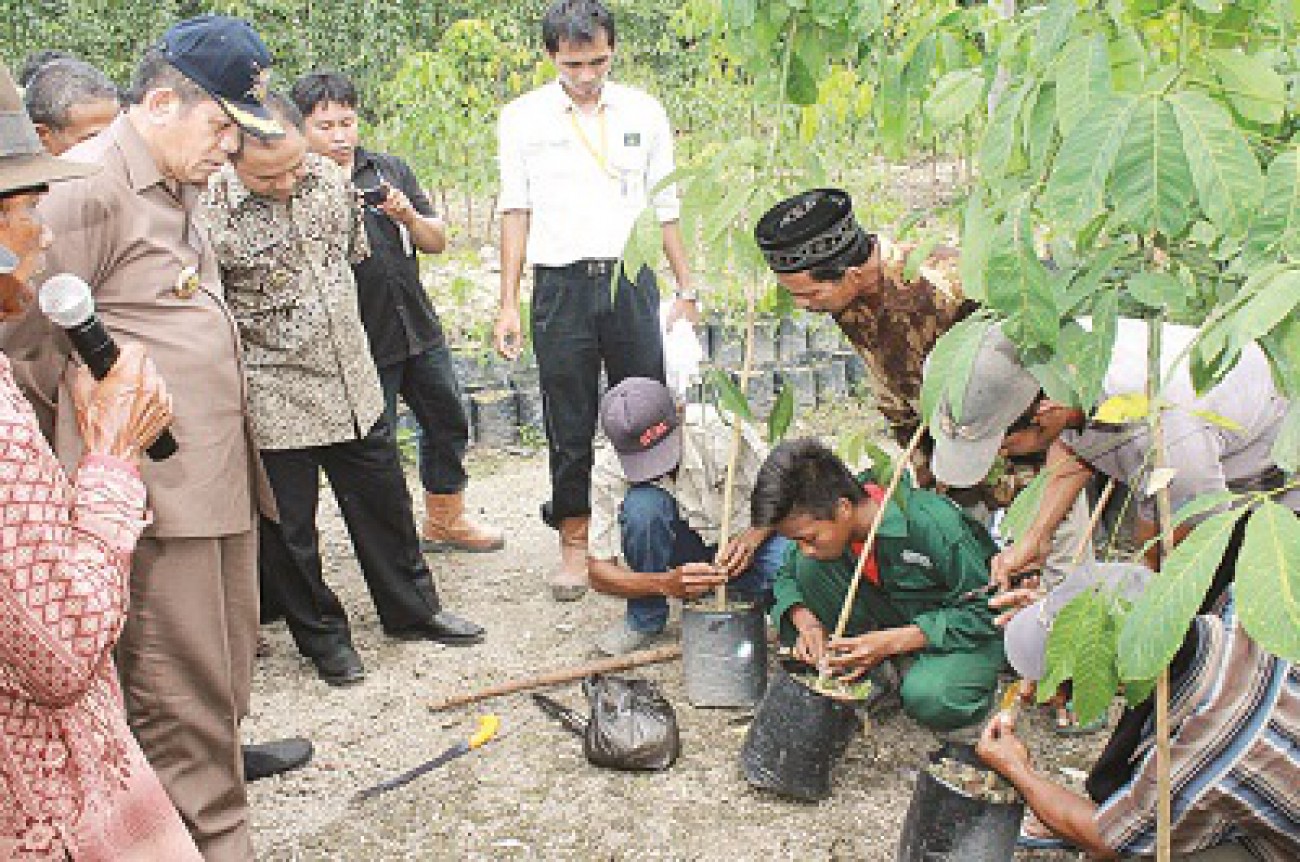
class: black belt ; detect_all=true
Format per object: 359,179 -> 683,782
536,259 -> 619,278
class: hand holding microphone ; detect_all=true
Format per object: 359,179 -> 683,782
39,274 -> 178,462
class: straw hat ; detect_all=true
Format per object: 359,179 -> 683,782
0,61 -> 97,196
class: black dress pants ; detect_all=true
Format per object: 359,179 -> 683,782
530,260 -> 665,525
258,417 -> 440,659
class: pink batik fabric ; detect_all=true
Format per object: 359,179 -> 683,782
0,355 -> 200,861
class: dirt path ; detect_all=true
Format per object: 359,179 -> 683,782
245,448 -> 1091,861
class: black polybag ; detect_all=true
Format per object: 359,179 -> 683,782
582,674 -> 680,771
530,674 -> 680,771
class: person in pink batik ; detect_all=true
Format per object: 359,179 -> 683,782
0,60 -> 198,861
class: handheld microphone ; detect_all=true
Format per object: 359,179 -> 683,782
38,273 -> 178,461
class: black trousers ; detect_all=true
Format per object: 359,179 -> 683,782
531,260 -> 665,525
378,343 -> 469,495
258,417 -> 441,659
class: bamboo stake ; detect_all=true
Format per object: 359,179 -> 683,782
828,425 -> 928,644
1147,317 -> 1174,862
427,644 -> 682,713
713,268 -> 760,611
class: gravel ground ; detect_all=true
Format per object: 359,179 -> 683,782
244,445 -> 1100,862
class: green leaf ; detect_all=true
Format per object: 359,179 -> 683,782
1222,267 -> 1300,357
1271,403 -> 1300,472
1208,48 -> 1286,126
1054,247 -> 1125,316
1111,94 -> 1195,238
959,189 -> 992,303
1055,33 -> 1113,137
707,367 -> 754,421
1081,290 -> 1120,410
1031,0 -> 1079,70
1024,83 -> 1058,178
1045,94 -> 1136,230
980,82 -> 1031,180
1170,90 -> 1264,239
1260,315 -> 1300,398
985,208 -> 1058,350
1235,500 -> 1300,661
768,383 -> 795,443
925,68 -> 986,128
1170,490 -> 1240,530
1001,469 -> 1050,543
1041,590 -> 1120,726
1124,675 -> 1157,706
1242,148 -> 1300,268
919,315 -> 991,425
702,183 -> 756,247
1119,508 -> 1247,680
903,235 -> 944,281
787,52 -> 820,106
1125,273 -> 1184,311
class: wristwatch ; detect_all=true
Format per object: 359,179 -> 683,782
674,288 -> 699,302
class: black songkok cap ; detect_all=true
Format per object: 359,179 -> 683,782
754,188 -> 867,273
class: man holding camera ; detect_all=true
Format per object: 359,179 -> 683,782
291,71 -> 504,555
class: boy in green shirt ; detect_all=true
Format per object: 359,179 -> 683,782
752,438 -> 1005,731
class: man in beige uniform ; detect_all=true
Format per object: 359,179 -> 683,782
20,17 -> 284,861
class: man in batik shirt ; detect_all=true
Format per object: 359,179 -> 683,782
202,93 -> 483,687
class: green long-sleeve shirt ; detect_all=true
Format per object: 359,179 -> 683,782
770,487 -> 1001,655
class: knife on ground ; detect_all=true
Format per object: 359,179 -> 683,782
353,714 -> 500,802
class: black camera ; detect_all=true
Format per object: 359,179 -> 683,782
360,184 -> 389,206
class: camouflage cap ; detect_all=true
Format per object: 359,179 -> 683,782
754,188 -> 869,274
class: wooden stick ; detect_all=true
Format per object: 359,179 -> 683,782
829,425 -> 928,643
427,644 -> 682,713
1075,479 -> 1116,562
714,277 -> 759,611
1147,317 -> 1174,862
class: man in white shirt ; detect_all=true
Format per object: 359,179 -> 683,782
494,0 -> 698,602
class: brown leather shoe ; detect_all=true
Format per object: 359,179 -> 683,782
551,515 -> 590,601
421,492 -> 505,553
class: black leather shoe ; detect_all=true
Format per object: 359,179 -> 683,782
243,737 -> 313,783
312,644 -> 366,686
386,610 -> 485,646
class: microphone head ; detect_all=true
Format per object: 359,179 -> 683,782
39,273 -> 96,328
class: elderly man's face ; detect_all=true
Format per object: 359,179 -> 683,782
37,98 -> 119,156
152,93 -> 240,185
234,127 -> 308,203
775,270 -> 860,314
0,190 -> 53,319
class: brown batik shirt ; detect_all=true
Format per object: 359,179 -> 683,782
833,237 -> 975,446
202,154 -> 384,451
832,240 -> 1036,506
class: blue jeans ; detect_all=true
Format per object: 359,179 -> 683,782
378,344 -> 469,495
619,484 -> 790,633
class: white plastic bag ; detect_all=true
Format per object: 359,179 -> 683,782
659,299 -> 704,399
